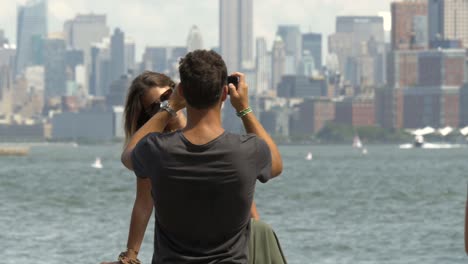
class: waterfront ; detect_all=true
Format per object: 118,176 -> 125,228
0,144 -> 467,263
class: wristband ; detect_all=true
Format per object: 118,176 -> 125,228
236,107 -> 252,118
118,251 -> 141,264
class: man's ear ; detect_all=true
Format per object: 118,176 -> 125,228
177,83 -> 184,98
221,85 -> 228,102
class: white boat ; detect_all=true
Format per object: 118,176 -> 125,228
399,127 -> 463,149
305,152 -> 313,161
362,148 -> 368,155
353,135 -> 363,148
91,157 -> 103,169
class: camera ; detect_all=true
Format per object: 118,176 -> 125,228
227,75 -> 239,94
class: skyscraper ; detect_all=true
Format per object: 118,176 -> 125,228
332,16 -> 385,86
391,0 -> 428,50
125,38 -> 136,75
89,38 -> 111,97
219,0 -> 253,72
255,37 -> 271,95
428,0 -> 468,48
44,37 -> 66,98
302,33 -> 322,71
64,14 -> 109,94
110,28 -> 125,82
187,25 -> 204,52
15,0 -> 48,76
276,25 -> 302,69
271,36 -> 286,92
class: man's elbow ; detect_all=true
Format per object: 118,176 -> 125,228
271,161 -> 283,177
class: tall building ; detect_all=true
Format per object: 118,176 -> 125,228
89,38 -> 111,96
65,49 -> 84,81
110,28 -> 125,82
429,0 -> 468,48
64,14 -> 109,94
391,0 -> 428,50
187,25 -> 204,52
271,36 -> 286,92
0,66 -> 13,117
141,47 -> 168,73
44,37 -> 66,98
15,0 -> 48,76
125,38 -> 136,75
302,33 -> 322,71
276,25 -> 302,69
0,44 -> 16,68
219,0 -> 253,72
255,37 -> 271,95
331,16 -> 385,86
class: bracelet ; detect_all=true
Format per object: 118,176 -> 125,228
236,107 -> 252,118
118,251 -> 141,264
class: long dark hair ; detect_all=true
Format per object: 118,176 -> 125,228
124,71 -> 175,143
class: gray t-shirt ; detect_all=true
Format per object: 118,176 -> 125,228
131,130 -> 272,264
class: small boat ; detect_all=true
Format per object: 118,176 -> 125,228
353,135 -> 363,149
362,148 -> 368,155
91,157 -> 103,169
305,152 -> 313,161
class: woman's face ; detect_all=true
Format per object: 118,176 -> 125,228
141,86 -> 172,117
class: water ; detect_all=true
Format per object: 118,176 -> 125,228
1,144 -> 467,263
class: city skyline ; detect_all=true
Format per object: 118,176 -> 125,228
1,0 -> 393,58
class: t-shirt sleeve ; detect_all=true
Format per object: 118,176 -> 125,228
256,137 -> 272,183
131,134 -> 157,178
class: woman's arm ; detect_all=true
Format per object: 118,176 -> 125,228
251,201 -> 259,220
125,177 -> 154,258
100,178 -> 153,264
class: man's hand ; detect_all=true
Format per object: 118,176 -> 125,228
228,72 -> 249,112
168,84 -> 186,112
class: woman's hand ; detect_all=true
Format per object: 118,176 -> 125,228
166,111 -> 187,132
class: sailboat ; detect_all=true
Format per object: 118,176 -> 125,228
305,152 -> 313,161
91,157 -> 103,169
353,135 -> 363,148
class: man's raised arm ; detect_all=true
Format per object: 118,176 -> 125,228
228,72 -> 283,177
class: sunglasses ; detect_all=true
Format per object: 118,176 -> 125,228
144,88 -> 173,117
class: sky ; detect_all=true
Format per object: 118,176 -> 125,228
1,0 -> 393,59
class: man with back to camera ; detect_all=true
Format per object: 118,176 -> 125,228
120,50 -> 286,263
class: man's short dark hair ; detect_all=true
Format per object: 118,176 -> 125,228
179,50 -> 227,109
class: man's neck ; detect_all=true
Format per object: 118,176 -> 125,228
182,105 -> 225,145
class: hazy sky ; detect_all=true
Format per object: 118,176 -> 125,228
1,0 -> 393,58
